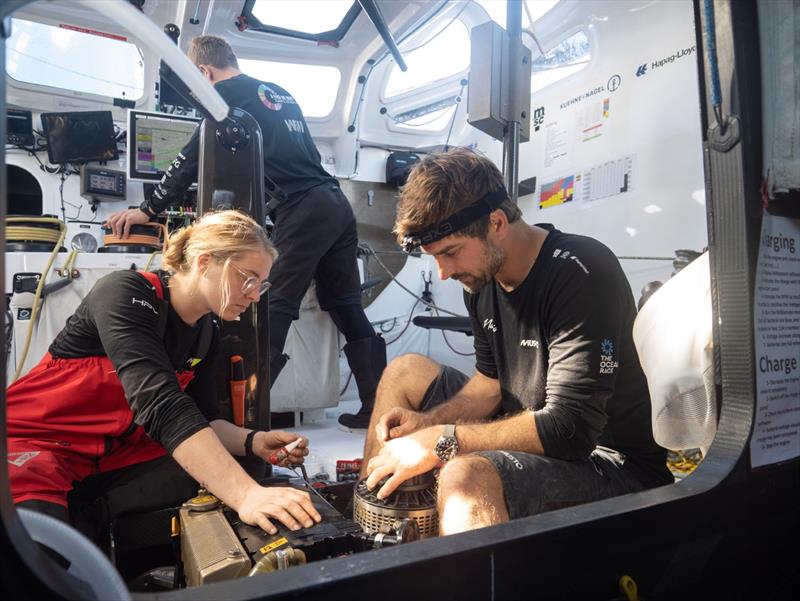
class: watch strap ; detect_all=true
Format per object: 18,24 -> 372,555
139,200 -> 158,218
435,424 -> 458,464
244,429 -> 261,458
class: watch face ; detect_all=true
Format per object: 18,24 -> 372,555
435,436 -> 458,463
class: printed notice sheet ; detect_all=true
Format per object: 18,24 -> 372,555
751,212 -> 800,468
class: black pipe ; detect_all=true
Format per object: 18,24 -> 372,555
358,0 -> 407,72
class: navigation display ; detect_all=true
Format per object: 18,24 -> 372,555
127,109 -> 200,182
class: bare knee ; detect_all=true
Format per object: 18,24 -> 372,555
437,455 -> 508,535
438,455 -> 499,498
376,353 -> 440,412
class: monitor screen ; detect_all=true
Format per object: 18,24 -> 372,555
127,109 -> 200,182
40,111 -> 119,164
159,76 -> 195,109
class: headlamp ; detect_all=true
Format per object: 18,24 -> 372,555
400,189 -> 507,254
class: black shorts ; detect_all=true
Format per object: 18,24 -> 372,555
420,365 -> 652,519
268,184 -> 362,317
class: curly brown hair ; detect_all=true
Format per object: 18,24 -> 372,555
393,148 -> 521,244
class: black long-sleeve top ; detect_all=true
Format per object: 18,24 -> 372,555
48,270 -> 219,453
466,225 -> 672,487
144,74 -> 335,214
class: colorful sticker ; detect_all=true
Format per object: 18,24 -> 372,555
539,175 -> 575,209
258,84 -> 283,111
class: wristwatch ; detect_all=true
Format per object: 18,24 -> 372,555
434,424 -> 459,464
138,199 -> 158,218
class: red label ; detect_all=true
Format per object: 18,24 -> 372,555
59,24 -> 127,42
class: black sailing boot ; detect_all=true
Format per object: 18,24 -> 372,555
338,335 -> 387,430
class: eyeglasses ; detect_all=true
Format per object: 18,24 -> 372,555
230,263 -> 272,296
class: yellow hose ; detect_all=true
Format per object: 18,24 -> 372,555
11,219 -> 67,383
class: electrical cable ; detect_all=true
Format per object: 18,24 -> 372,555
435,307 -> 475,357
6,143 -> 60,174
143,251 -> 161,272
386,299 -> 421,345
12,218 -> 67,383
5,225 -> 62,245
59,169 -> 83,222
360,242 -> 465,317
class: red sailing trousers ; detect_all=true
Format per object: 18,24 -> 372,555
5,271 -> 195,507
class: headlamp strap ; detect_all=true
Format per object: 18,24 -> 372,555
401,188 -> 507,253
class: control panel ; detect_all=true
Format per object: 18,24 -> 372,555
80,165 -> 127,202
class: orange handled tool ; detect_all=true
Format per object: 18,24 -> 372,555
230,355 -> 246,427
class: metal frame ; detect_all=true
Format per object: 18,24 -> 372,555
1,1 -> 797,599
239,0 -> 362,43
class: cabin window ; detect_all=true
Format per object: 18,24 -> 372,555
242,0 -> 360,42
394,102 -> 456,131
475,0 -> 559,30
384,20 -> 470,99
531,30 -> 591,92
238,59 -> 341,118
5,18 -> 144,100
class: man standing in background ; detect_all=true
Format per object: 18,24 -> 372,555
107,35 -> 384,429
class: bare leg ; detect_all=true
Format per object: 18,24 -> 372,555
360,354 -> 442,476
437,455 -> 509,535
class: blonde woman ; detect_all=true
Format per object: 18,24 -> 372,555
7,210 -> 320,535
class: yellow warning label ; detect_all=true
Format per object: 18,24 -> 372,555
259,537 -> 288,555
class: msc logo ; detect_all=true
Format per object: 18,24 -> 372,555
636,64 -> 648,77
533,106 -> 545,132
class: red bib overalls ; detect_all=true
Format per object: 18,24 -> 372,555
6,271 -> 196,507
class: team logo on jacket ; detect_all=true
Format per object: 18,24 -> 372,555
600,338 -> 618,374
258,84 -> 283,110
258,84 -> 297,111
132,297 -> 158,315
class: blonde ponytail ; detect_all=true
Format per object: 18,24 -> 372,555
161,210 -> 276,274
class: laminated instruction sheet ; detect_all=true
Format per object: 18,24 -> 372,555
751,212 -> 800,468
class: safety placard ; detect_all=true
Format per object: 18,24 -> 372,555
751,212 -> 800,468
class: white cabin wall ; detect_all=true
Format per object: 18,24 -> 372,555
517,0 -> 707,299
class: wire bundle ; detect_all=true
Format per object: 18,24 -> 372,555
101,223 -> 167,250
5,215 -> 65,249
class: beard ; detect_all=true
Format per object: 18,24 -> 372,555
451,241 -> 504,293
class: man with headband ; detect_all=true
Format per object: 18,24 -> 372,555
360,148 -> 672,534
